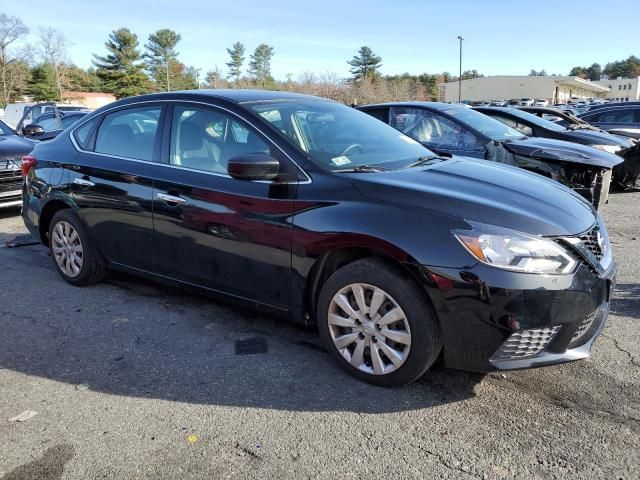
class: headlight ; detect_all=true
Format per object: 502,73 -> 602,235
453,222 -> 577,274
591,144 -> 622,154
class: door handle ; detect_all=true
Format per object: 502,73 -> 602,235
157,193 -> 188,205
73,177 -> 95,187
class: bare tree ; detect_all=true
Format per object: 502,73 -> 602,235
39,26 -> 69,100
0,14 -> 30,106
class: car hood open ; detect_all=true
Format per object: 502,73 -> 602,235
352,157 -> 596,237
503,137 -> 622,168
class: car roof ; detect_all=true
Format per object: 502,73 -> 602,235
114,89 -> 330,106
360,101 -> 469,113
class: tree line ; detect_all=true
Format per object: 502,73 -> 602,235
0,12 -> 489,108
568,56 -> 640,81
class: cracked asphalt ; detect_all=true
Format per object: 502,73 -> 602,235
0,192 -> 639,480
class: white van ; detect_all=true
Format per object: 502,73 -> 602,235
3,102 -> 88,129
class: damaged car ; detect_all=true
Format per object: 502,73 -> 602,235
359,102 -> 622,209
0,120 -> 34,208
475,106 -> 640,190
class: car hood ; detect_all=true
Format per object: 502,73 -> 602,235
502,136 -> 622,168
0,134 -> 35,160
352,157 -> 596,237
562,129 -> 634,147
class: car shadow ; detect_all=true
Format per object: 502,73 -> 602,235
611,283 -> 640,320
0,253 -> 483,414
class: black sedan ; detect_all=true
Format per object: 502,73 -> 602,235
0,120 -> 35,208
359,102 -> 622,209
475,106 -> 640,190
22,90 -> 616,386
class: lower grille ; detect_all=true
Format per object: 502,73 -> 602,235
568,303 -> 608,349
493,326 -> 560,359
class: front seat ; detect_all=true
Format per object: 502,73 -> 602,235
177,120 -> 220,171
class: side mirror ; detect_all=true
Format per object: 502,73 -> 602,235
23,124 -> 45,138
227,153 -> 280,181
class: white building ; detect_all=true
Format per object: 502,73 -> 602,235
594,77 -> 640,102
441,75 -> 609,103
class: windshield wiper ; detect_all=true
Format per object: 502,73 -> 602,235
406,155 -> 449,168
333,165 -> 387,173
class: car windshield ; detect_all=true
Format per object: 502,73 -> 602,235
0,120 -> 13,136
500,108 -> 567,132
246,100 -> 433,171
435,106 -> 526,141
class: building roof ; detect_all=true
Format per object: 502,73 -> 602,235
62,91 -> 117,98
442,76 -> 609,92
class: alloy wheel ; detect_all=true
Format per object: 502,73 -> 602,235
327,283 -> 411,375
51,220 -> 84,278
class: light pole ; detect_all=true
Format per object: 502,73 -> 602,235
457,35 -> 464,103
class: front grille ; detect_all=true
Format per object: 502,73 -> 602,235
579,228 -> 604,260
0,169 -> 22,188
493,326 -> 560,359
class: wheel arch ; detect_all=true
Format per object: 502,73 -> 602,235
39,199 -> 75,245
300,239 -> 431,326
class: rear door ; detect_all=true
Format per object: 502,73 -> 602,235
68,104 -> 164,271
152,103 -> 298,308
388,107 -> 486,157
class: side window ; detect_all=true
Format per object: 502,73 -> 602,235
73,117 -> 99,149
490,114 -> 533,136
95,106 -> 161,161
389,107 -> 480,149
170,106 -> 270,174
594,109 -> 635,123
363,108 -> 389,123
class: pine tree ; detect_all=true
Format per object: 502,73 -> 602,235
248,44 -> 274,88
225,42 -> 245,86
29,63 -> 58,101
145,29 -> 181,91
92,28 -> 150,98
347,46 -> 382,80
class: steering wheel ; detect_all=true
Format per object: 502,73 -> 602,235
340,143 -> 364,157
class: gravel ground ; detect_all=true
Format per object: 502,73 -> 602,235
0,194 -> 638,480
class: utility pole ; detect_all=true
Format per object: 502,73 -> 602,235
457,36 -> 464,103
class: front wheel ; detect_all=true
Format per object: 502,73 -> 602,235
317,258 -> 442,387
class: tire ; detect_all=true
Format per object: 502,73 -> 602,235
317,258 -> 442,387
49,209 -> 108,286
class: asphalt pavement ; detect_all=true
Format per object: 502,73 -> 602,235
0,194 -> 638,480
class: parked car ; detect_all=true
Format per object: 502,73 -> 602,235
578,105 -> 640,140
21,90 -> 617,386
475,106 -> 639,190
507,99 -> 520,107
20,111 -> 89,141
358,102 -> 621,208
534,99 -> 549,107
3,102 -> 88,129
0,120 -> 34,208
518,98 -> 534,106
490,100 -> 506,106
519,106 -> 637,143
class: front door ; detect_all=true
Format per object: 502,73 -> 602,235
152,104 -> 297,309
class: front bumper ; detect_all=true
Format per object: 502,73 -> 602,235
0,189 -> 22,208
422,259 -> 617,373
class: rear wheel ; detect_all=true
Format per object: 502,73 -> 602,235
49,210 -> 107,286
317,258 -> 442,386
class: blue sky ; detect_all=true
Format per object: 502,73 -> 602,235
5,0 -> 639,80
